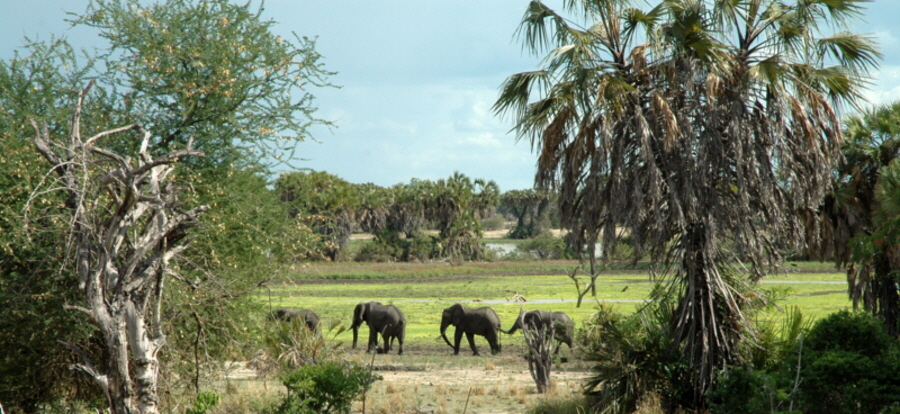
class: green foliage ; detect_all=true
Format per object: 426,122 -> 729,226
500,189 -> 554,239
793,311 -> 900,414
583,301 -> 693,414
186,391 -> 220,414
354,231 -> 437,262
74,0 -> 334,169
710,310 -> 900,414
0,0 -> 334,410
516,232 -> 571,259
0,41 -> 110,413
270,362 -> 381,414
275,171 -> 357,261
707,366 -> 796,414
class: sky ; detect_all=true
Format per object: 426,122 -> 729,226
2,1 -> 900,192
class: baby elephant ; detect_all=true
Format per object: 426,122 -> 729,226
272,308 -> 320,333
504,310 -> 574,354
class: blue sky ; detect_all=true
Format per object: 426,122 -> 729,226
3,1 -> 899,191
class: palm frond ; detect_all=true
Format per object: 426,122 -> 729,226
817,31 -> 882,73
493,70 -> 550,121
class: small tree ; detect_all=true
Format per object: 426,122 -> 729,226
519,311 -> 556,393
29,83 -> 207,414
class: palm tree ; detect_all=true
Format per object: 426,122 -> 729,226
495,0 -> 878,406
809,102 -> 900,334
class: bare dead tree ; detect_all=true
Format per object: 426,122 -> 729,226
519,310 -> 555,393
28,82 -> 208,414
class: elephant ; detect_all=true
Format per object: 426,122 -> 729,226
272,308 -> 320,333
351,301 -> 406,355
504,310 -> 574,354
440,303 -> 503,356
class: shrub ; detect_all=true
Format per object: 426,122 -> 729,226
792,311 -> 900,414
707,306 -> 809,414
353,240 -> 398,262
270,362 -> 381,414
707,366 -> 793,414
526,394 -> 592,414
583,302 -> 693,414
353,231 -> 437,262
710,310 -> 900,414
517,232 -> 570,260
480,215 -> 507,232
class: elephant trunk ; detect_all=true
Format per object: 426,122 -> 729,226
439,319 -> 454,348
351,321 -> 360,349
503,319 -> 520,335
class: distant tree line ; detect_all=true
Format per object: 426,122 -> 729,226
274,170 -> 564,263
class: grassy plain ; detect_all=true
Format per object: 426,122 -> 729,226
238,258 -> 852,413
261,260 -> 852,348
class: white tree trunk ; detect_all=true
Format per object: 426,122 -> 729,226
30,82 -> 207,414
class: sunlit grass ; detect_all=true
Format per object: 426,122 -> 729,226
257,261 -> 853,347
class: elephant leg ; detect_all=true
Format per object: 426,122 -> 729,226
453,328 -> 464,355
367,328 -> 379,353
465,332 -> 479,356
397,334 -> 404,355
554,341 -> 561,355
486,331 -> 500,355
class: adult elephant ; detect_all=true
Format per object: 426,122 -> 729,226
272,308 -> 320,333
504,310 -> 574,354
440,303 -> 503,355
351,301 -> 406,355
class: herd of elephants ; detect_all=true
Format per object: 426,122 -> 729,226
272,302 -> 575,356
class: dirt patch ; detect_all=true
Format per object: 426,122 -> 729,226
224,352 -> 592,414
368,365 -> 590,414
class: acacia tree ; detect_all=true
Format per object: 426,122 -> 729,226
496,0 -> 878,406
29,83 -> 207,414
1,0 -> 332,408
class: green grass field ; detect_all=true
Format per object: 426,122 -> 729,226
259,260 -> 853,347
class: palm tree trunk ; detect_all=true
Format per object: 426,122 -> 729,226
671,222 -> 740,406
873,252 -> 900,336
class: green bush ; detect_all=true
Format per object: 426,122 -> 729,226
270,362 -> 381,414
480,215 -> 507,232
353,231 -> 438,262
583,302 -> 693,414
353,240 -> 399,262
707,306 -> 808,414
707,366 -> 795,414
517,232 -> 570,260
792,311 -> 900,414
710,310 -> 900,414
186,391 -> 220,414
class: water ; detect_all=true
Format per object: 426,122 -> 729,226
485,243 -> 602,256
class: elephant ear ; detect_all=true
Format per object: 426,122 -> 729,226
451,305 -> 464,326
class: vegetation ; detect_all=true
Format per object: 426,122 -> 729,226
808,101 -> 900,335
707,311 -> 900,414
0,0 -> 331,411
496,0 -> 880,408
2,0 -> 898,412
268,362 -> 380,414
500,189 -> 556,239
